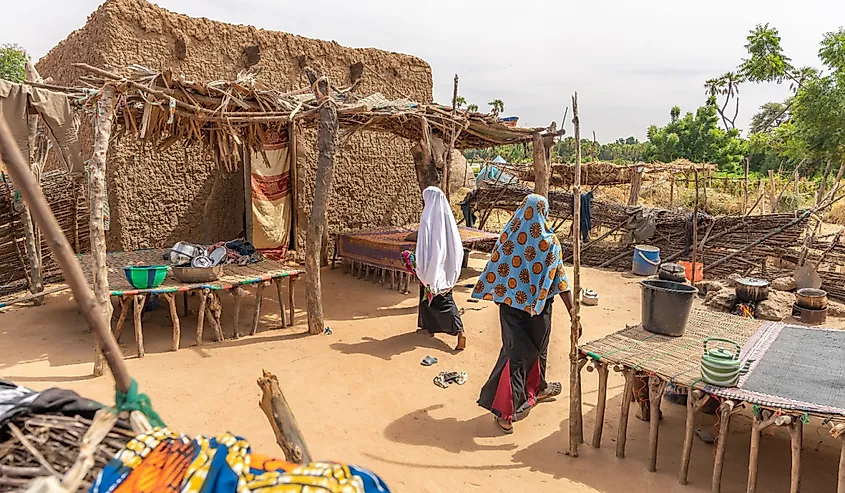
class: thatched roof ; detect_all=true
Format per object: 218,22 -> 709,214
42,64 -> 544,171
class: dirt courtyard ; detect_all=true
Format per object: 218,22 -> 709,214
1,254 -> 843,492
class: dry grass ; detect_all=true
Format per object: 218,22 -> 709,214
827,202 -> 845,225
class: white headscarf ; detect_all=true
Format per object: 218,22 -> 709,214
415,186 -> 463,296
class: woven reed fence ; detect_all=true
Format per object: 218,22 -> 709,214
471,182 -> 818,293
0,170 -> 89,295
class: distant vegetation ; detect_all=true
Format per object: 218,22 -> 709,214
0,44 -> 27,83
464,24 -> 845,182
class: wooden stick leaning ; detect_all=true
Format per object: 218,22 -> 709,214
0,113 -> 131,393
257,370 -> 313,464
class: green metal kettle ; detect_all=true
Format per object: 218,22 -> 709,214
700,337 -> 744,387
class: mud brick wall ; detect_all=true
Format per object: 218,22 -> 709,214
38,0 -> 432,251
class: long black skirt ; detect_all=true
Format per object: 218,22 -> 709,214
477,299 -> 553,421
418,285 -> 464,335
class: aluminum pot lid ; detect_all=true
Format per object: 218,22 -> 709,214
737,277 -> 769,287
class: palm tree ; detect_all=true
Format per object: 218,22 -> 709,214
704,77 -> 726,98
467,104 -> 479,112
488,99 -> 505,117
455,96 -> 466,109
721,71 -> 744,128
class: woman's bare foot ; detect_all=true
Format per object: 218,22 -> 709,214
455,334 -> 467,351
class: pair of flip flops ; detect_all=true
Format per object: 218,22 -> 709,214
433,371 -> 468,389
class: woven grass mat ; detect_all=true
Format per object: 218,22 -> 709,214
709,324 -> 845,416
580,310 -> 770,387
77,249 -> 303,296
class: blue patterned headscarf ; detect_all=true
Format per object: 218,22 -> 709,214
471,194 -> 569,315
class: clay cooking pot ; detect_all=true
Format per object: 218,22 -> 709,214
795,288 -> 828,310
735,278 -> 770,303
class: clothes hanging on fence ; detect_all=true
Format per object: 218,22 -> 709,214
90,428 -> 392,493
570,191 -> 594,243
460,190 -> 477,228
0,378 -> 105,434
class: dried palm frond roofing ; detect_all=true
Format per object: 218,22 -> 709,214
53,64 -> 545,170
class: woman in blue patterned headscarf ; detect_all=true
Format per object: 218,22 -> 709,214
471,194 -> 574,434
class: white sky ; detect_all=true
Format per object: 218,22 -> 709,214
2,0 -> 841,141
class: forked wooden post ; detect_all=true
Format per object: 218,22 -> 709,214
231,286 -> 246,338
627,167 -> 643,206
591,361 -> 610,448
274,278 -> 287,328
532,133 -> 549,197
288,275 -> 297,325
616,367 -> 635,458
133,294 -> 146,358
568,92 -> 583,457
647,376 -> 667,472
831,424 -> 845,493
712,400 -> 736,493
251,281 -> 268,336
303,67 -> 337,335
113,296 -> 132,342
747,410 -> 777,493
91,84 -> 117,375
789,419 -> 803,493
163,293 -> 180,351
680,390 -> 712,485
196,287 -> 209,345
257,370 -> 312,464
0,111 -> 131,393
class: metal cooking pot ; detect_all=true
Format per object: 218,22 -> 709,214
170,242 -> 203,265
658,263 -> 687,283
735,277 -> 770,303
796,288 -> 828,310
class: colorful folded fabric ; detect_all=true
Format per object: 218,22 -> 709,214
90,429 -> 390,493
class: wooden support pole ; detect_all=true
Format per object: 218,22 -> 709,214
532,132 -> 550,198
113,296 -> 132,342
231,286 -> 245,339
647,376 -> 666,473
288,274 -> 296,325
274,277 -> 287,328
591,361 -> 609,448
768,170 -> 776,212
196,288 -> 209,346
616,367 -> 635,458
133,294 -> 145,358
303,67 -> 337,336
669,174 -> 675,208
839,438 -> 845,493
89,84 -> 117,375
789,420 -> 802,493
680,390 -> 712,485
692,169 -> 700,277
712,400 -> 735,493
207,292 -> 224,342
251,282 -> 267,336
163,293 -> 180,351
568,92 -> 583,458
182,291 -> 189,317
257,370 -> 313,464
628,167 -> 644,206
0,111 -> 131,392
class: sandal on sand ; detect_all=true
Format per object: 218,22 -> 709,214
496,417 -> 514,435
537,382 -> 563,402
455,334 -> 467,351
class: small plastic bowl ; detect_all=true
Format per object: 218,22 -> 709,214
123,265 -> 168,289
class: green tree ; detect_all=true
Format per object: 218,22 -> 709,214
467,104 -> 479,112
488,99 -> 504,116
455,96 -> 466,109
643,97 -> 748,171
0,44 -> 28,83
739,24 -> 845,173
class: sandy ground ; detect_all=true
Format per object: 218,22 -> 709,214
2,254 -> 844,493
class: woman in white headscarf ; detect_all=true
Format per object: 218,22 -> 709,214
405,186 -> 466,350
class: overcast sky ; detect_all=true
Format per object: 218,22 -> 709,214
2,0 -> 842,141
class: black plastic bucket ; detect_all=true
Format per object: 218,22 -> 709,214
640,279 -> 698,337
